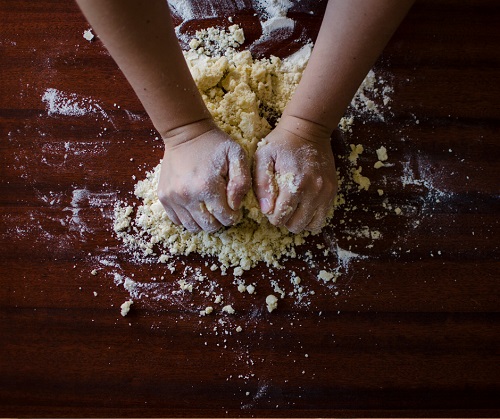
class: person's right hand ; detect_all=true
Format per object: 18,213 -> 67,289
158,120 -> 251,233
253,115 -> 338,234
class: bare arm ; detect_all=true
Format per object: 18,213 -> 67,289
254,0 -> 415,233
283,0 -> 416,134
75,0 -> 210,138
75,0 -> 251,232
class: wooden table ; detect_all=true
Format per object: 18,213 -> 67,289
1,0 -> 499,416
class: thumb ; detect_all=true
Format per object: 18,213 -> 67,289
253,148 -> 277,215
226,146 -> 251,211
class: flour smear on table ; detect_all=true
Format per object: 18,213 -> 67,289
27,10 -> 442,327
111,24 -> 397,319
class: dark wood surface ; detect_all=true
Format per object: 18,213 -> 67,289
1,0 -> 499,417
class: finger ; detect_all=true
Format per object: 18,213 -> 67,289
163,205 -> 182,226
253,149 -> 277,214
157,190 -> 183,226
285,202 -> 317,234
268,186 -> 300,227
305,206 -> 330,233
226,146 -> 251,211
172,205 -> 202,233
204,188 -> 241,226
190,202 -> 222,233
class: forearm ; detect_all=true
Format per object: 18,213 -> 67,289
75,0 -> 211,137
283,0 -> 415,135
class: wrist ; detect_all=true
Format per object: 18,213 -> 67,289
161,118 -> 217,148
276,114 -> 332,145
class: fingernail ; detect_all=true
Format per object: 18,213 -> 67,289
229,197 -> 242,212
260,198 -> 271,214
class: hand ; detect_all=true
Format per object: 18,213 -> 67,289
253,115 -> 338,233
158,120 -> 251,233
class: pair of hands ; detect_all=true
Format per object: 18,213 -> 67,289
158,117 -> 337,234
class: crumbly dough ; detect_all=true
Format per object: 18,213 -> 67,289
113,25 -> 381,275
114,26 -> 331,271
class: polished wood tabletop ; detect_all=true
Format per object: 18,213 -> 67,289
1,0 -> 499,417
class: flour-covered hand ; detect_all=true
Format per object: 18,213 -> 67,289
253,115 -> 337,234
159,121 -> 251,233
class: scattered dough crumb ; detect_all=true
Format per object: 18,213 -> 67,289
265,294 -> 278,313
222,304 -> 235,314
178,279 -> 193,293
200,306 -> 214,316
318,270 -> 336,282
120,300 -> 133,317
348,144 -> 364,164
376,146 -> 388,161
351,166 -> 371,191
83,29 -> 94,41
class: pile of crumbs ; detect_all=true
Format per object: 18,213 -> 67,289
111,25 -> 398,318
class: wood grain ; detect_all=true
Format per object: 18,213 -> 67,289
1,0 -> 499,417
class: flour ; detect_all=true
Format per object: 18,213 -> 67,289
42,88 -> 93,117
114,26 -> 318,272
350,70 -> 393,120
42,88 -> 112,123
110,24 -> 401,317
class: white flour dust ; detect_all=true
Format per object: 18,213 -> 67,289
42,88 -> 107,118
110,25 -> 400,320
170,0 -> 301,48
28,14 -> 427,330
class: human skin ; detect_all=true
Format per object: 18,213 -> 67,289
254,0 -> 415,233
75,0 -> 414,233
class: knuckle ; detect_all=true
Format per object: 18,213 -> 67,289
157,186 -> 170,204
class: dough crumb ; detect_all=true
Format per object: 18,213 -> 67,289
318,270 -> 336,282
351,166 -> 371,191
178,280 -> 193,293
200,306 -> 214,316
376,146 -> 388,161
276,172 -> 298,193
83,29 -> 94,41
348,144 -> 364,164
265,294 -> 278,313
222,304 -> 235,314
120,300 -> 133,317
